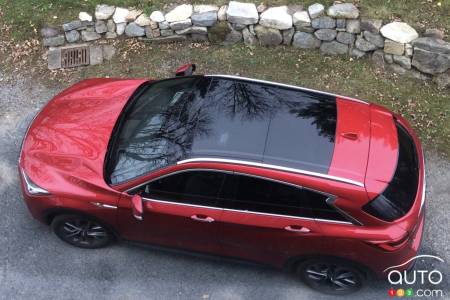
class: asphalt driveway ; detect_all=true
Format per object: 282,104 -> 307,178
0,73 -> 448,299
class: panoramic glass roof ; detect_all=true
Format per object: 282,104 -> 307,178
107,76 -> 337,184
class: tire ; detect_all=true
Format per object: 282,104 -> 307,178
51,214 -> 113,249
296,258 -> 365,295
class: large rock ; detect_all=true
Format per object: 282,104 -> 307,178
224,29 -> 243,45
412,48 -> 450,74
126,9 -> 142,22
254,25 -> 282,46
135,14 -> 152,26
360,18 -> 383,33
282,28 -> 295,45
336,32 -> 354,45
160,29 -> 174,37
159,21 -> 170,30
47,48 -> 61,69
113,7 -> 130,24
311,16 -> 335,29
393,55 -> 411,69
41,26 -> 60,38
150,11 -> 165,22
79,12 -> 93,22
169,19 -> 192,31
314,29 -> 337,41
81,31 -> 101,41
125,22 -> 145,37
193,4 -> 219,13
308,3 -> 324,18
384,39 -> 404,55
95,21 -> 108,34
226,1 -> 258,25
327,3 -> 359,19
259,6 -> 293,30
165,4 -> 193,23
371,50 -> 385,69
320,41 -> 348,55
243,27 -> 258,46
364,31 -> 384,48
355,36 -> 377,52
63,20 -> 83,32
107,20 -> 115,32
293,11 -> 310,27
95,4 -> 115,20
292,32 -> 321,48
191,11 -> 218,27
116,23 -> 126,35
65,30 -> 80,43
380,22 -> 418,44
346,19 -> 360,34
218,5 -> 228,21
412,37 -> 450,54
43,35 -> 65,47
89,45 -> 103,65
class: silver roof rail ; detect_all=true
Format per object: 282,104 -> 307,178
177,157 -> 365,187
205,74 -> 369,105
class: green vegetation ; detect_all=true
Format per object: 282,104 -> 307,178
0,0 -> 449,41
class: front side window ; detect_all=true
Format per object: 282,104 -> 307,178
219,174 -> 347,221
130,170 -> 226,207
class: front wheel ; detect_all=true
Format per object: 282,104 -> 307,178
51,214 -> 114,249
296,258 -> 364,295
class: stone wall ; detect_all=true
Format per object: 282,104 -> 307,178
41,1 -> 450,88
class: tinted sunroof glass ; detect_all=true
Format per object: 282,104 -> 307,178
191,78 -> 337,174
190,79 -> 272,161
263,88 -> 337,174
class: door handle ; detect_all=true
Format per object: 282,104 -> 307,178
190,214 -> 215,223
284,225 -> 311,233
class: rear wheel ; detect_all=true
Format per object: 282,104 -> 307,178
296,258 -> 364,295
51,214 -> 113,249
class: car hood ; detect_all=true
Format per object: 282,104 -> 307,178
20,78 -> 147,191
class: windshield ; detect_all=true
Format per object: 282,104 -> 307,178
106,76 -> 211,184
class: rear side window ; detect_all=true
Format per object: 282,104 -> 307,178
220,174 -> 348,221
363,122 -> 419,222
131,171 -> 226,207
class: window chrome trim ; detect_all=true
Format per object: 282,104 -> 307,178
129,168 -> 354,225
141,197 -> 354,224
205,75 -> 369,105
177,157 -> 364,187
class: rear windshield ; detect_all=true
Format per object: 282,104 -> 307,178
362,122 -> 419,222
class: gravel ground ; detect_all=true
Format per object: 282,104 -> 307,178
0,72 -> 449,299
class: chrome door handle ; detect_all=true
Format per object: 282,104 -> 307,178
190,215 -> 215,223
284,225 -> 311,233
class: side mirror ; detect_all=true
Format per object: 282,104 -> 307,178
131,194 -> 143,221
175,63 -> 196,77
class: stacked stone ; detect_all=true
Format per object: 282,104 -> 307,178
291,3 -> 360,56
40,1 -> 450,87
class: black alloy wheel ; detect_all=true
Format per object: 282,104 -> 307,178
297,259 -> 364,295
51,214 -> 113,249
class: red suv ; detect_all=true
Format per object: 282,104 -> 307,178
19,73 -> 425,294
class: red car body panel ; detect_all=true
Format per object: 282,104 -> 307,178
19,76 -> 425,279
